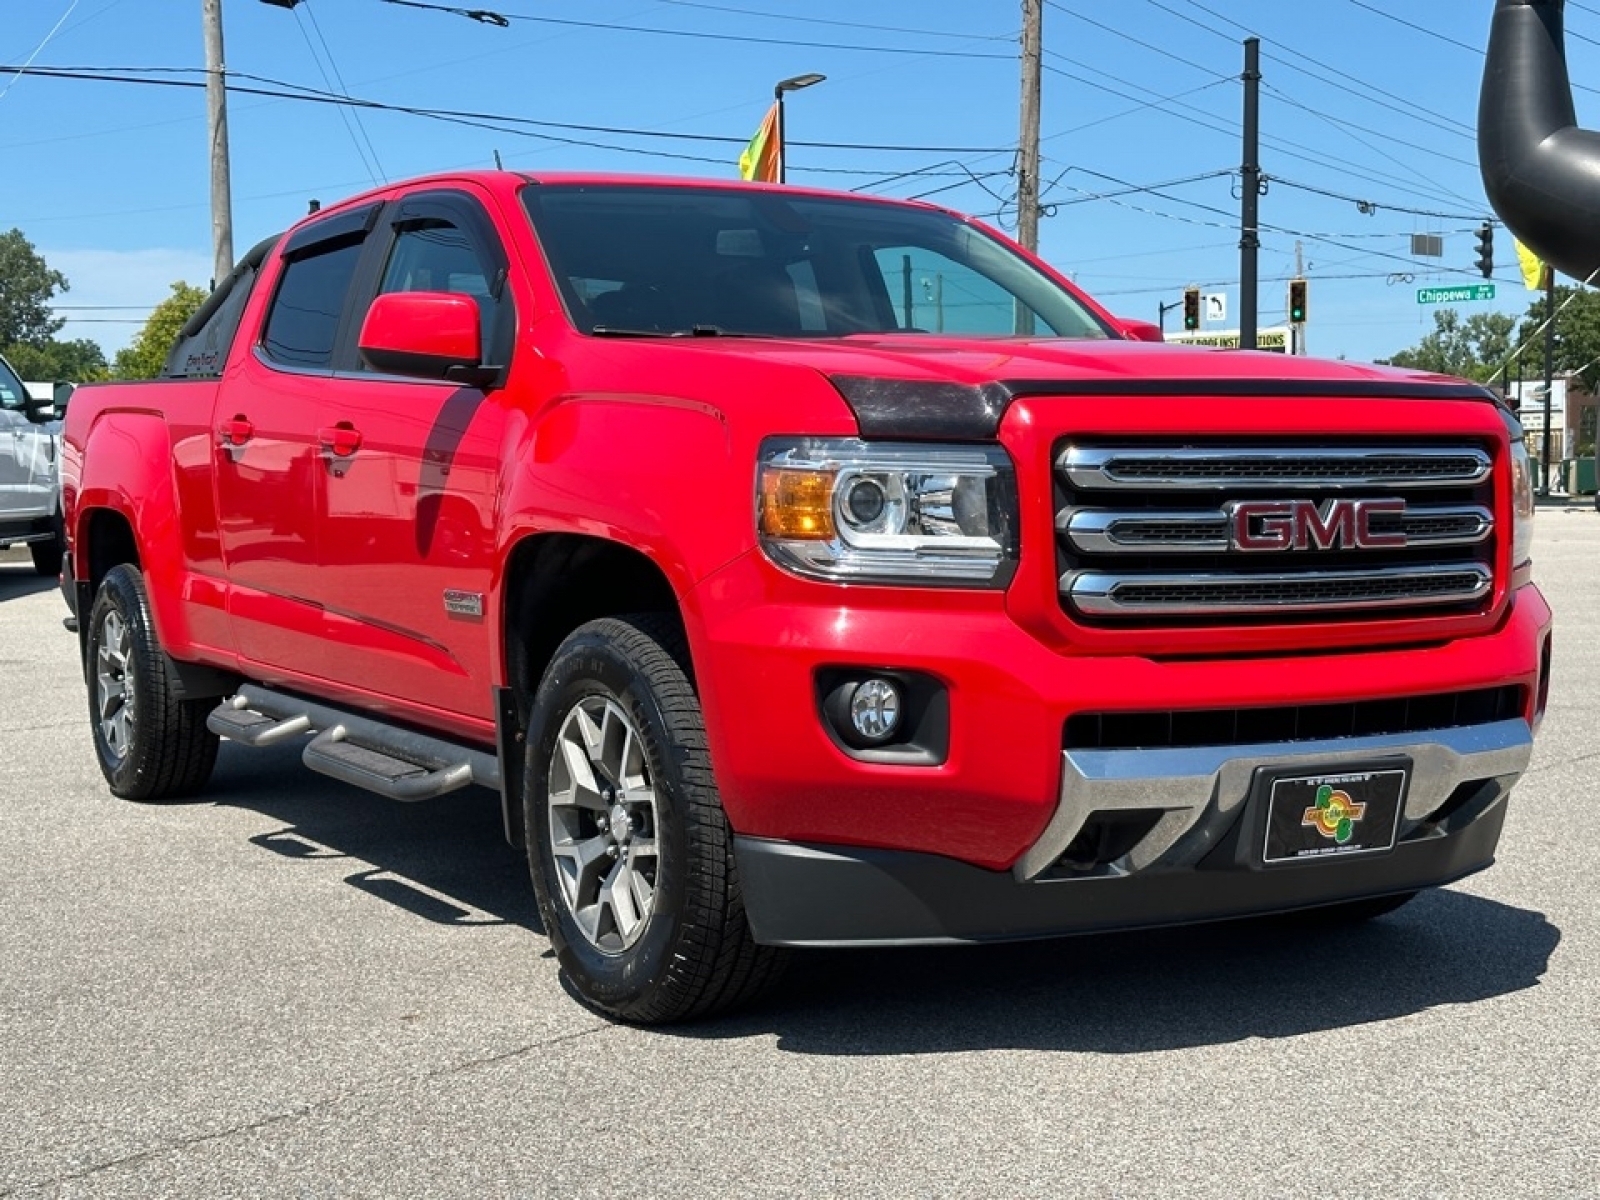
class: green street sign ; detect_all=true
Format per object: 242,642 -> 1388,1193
1417,284 -> 1497,305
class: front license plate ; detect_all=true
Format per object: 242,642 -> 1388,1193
1262,766 -> 1408,865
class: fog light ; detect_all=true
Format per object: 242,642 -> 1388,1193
849,679 -> 902,741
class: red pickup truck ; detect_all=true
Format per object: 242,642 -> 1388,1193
61,171 -> 1549,1022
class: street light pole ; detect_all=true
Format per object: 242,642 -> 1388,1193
774,73 -> 825,184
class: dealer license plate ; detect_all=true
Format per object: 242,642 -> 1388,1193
1262,766 -> 1408,865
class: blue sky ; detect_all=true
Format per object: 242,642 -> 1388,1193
4,0 -> 1597,364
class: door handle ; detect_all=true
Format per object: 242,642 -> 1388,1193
318,423 -> 363,473
218,416 -> 254,461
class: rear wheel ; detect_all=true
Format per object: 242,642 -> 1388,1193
525,614 -> 784,1023
86,564 -> 219,800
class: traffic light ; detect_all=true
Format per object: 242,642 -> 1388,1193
1476,222 -> 1495,279
1183,286 -> 1201,331
1288,277 -> 1308,324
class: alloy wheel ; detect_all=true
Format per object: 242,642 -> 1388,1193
546,696 -> 661,954
95,608 -> 135,762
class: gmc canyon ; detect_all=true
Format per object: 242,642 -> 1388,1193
60,171 -> 1550,1021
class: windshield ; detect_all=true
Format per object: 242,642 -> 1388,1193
521,184 -> 1111,341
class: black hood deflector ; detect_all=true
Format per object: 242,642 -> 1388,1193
829,375 -> 1501,441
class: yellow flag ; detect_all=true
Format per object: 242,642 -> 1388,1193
738,103 -> 781,182
1515,237 -> 1550,291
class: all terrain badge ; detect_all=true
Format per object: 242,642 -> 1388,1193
1302,785 -> 1367,845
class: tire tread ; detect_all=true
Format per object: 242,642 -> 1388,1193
89,565 -> 218,801
530,613 -> 785,1023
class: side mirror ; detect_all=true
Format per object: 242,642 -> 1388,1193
1114,318 -> 1166,344
358,291 -> 496,386
22,392 -> 58,422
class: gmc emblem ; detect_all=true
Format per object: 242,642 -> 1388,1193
1227,498 -> 1407,552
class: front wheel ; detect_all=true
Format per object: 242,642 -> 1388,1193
86,564 -> 219,800
525,615 -> 784,1023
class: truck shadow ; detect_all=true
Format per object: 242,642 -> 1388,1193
0,559 -> 57,600
206,743 -> 1559,1054
686,889 -> 1559,1055
209,741 -> 542,934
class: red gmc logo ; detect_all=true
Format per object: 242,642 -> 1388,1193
1228,498 -> 1408,552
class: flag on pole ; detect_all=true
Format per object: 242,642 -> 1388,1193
1514,237 -> 1551,291
738,103 -> 781,182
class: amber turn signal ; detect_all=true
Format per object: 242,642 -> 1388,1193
759,468 -> 837,540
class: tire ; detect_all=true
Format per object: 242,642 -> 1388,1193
29,521 -> 62,577
1277,891 -> 1418,928
524,614 -> 785,1023
86,564 -> 219,801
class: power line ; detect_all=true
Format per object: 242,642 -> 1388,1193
1261,84 -> 1480,211
0,0 -> 79,102
1040,57 -> 1478,213
1342,0 -> 1600,96
373,0 -> 1015,60
1041,167 -> 1236,210
1263,85 -> 1477,171
3,65 -> 1010,156
293,5 -> 385,185
1148,0 -> 1477,138
1265,176 -> 1485,223
1045,0 -> 1231,80
649,0 -> 1014,46
1342,0 -> 1491,56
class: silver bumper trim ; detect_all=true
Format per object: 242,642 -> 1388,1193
1013,717 -> 1534,881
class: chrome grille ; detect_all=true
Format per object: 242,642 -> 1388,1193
1060,446 -> 1492,491
1062,505 -> 1492,555
1056,443 -> 1498,624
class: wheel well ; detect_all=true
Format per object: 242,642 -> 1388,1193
503,534 -> 682,714
499,534 -> 683,847
84,508 -> 139,592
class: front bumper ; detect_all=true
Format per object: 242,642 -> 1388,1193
691,550 -> 1550,871
736,729 -> 1523,947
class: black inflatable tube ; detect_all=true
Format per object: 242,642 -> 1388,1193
1480,0 -> 1600,284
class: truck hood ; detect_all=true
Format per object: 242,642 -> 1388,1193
681,333 -> 1497,440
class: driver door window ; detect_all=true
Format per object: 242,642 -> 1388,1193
375,220 -> 498,359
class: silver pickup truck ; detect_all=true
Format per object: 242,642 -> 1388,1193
0,352 -> 65,576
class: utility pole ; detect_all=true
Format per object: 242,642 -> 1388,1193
1017,0 -> 1042,254
202,0 -> 234,288
1542,269 -> 1556,497
1239,37 -> 1261,352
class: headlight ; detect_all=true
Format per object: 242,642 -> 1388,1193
757,438 -> 1019,586
1505,414 -> 1535,570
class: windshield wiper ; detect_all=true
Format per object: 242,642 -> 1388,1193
590,325 -> 679,338
590,323 -> 768,339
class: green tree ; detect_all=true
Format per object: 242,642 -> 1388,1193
1379,309 -> 1516,382
1514,285 -> 1600,392
0,228 -> 68,348
112,281 -> 208,380
3,338 -> 108,382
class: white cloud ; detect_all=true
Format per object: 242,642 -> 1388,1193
42,247 -> 214,356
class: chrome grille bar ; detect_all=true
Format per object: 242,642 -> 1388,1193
1062,505 -> 1493,555
1060,445 -> 1492,491
1065,564 -> 1494,617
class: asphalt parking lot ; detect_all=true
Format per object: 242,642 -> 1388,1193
2,512 -> 1597,1199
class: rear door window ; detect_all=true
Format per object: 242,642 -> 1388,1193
260,237 -> 366,369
